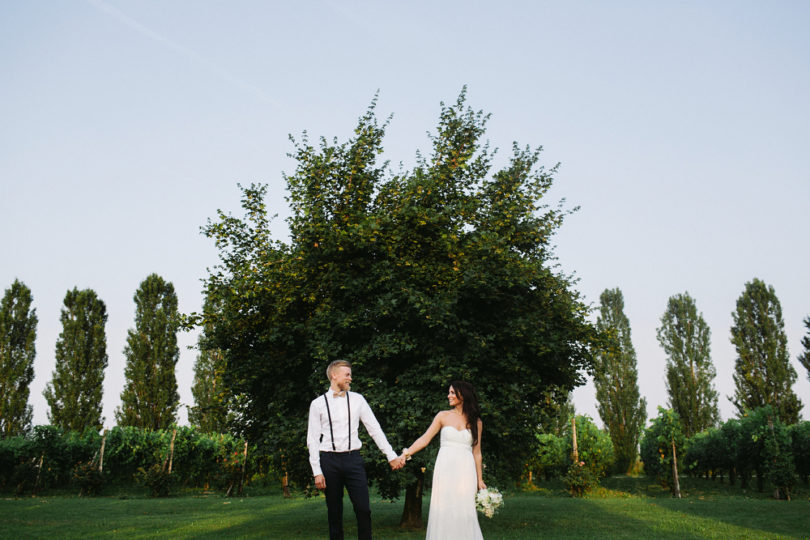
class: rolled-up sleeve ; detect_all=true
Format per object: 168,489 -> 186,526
307,399 -> 323,476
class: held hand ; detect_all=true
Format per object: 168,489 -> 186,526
478,479 -> 487,491
389,456 -> 405,470
314,474 -> 326,490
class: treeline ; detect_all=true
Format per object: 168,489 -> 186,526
588,279 -> 808,481
0,425 -> 262,497
0,275 -> 228,437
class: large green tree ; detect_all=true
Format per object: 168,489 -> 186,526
188,294 -> 229,433
0,279 -> 37,437
43,288 -> 108,432
594,288 -> 647,473
798,316 -> 810,384
730,278 -> 802,424
656,292 -> 719,437
201,91 -> 598,526
116,274 -> 180,430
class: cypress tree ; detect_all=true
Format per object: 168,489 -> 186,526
730,278 -> 802,424
594,287 -> 647,473
656,292 -> 719,437
798,316 -> 810,383
0,279 -> 37,437
188,294 -> 228,433
43,288 -> 108,432
116,274 -> 180,430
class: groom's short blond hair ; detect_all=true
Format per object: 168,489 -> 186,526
326,360 -> 352,381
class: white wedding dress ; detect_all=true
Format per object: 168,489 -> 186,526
425,426 -> 484,540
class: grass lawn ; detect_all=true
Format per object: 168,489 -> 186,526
1,477 -> 808,539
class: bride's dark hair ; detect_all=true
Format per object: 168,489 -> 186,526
450,380 -> 481,447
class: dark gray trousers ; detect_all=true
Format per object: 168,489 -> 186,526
320,450 -> 371,540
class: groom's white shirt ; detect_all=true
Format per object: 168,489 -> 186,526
307,390 -> 398,476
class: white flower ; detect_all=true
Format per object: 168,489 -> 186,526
475,487 -> 503,518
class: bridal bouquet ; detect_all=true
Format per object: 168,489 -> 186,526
475,487 -> 503,518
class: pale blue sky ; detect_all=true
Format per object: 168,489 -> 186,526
2,1 -> 808,429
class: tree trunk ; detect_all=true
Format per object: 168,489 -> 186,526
400,472 -> 424,529
571,417 -> 579,463
670,438 -> 681,498
756,469 -> 764,492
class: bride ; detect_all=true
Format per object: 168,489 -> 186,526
401,381 -> 486,540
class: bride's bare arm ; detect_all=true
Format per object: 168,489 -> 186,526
473,419 -> 486,490
403,412 -> 444,458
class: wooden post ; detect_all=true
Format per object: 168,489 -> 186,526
98,430 -> 108,473
35,453 -> 45,490
282,470 -> 291,498
571,417 -> 579,463
671,437 -> 681,498
167,429 -> 177,474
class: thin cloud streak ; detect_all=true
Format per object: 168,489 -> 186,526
86,0 -> 281,108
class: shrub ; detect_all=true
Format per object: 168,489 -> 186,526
684,428 -> 725,479
72,461 -> 104,496
640,407 -> 685,494
788,421 -> 810,485
0,436 -> 32,490
719,418 -> 742,485
533,433 -> 567,480
564,416 -> 615,479
137,464 -> 176,497
564,460 -> 598,496
104,427 -> 165,484
747,407 -> 795,499
216,439 -> 249,495
531,416 -> 614,486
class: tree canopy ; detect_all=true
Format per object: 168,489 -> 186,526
200,91 -> 598,523
189,294 -> 229,433
116,274 -> 180,430
594,288 -> 647,473
656,292 -> 719,437
798,316 -> 810,384
44,288 -> 108,432
0,279 -> 37,437
730,278 -> 801,424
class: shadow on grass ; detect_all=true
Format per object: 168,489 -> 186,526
592,475 -> 810,539
482,494 -> 706,540
2,483 -> 808,539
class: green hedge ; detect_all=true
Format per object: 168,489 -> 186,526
661,406 -> 807,497
0,425 -> 265,496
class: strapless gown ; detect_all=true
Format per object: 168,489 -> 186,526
425,426 -> 484,540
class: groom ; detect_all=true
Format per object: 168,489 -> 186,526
307,360 -> 405,540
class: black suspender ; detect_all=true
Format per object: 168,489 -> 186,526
323,392 -> 351,451
323,394 -> 336,451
